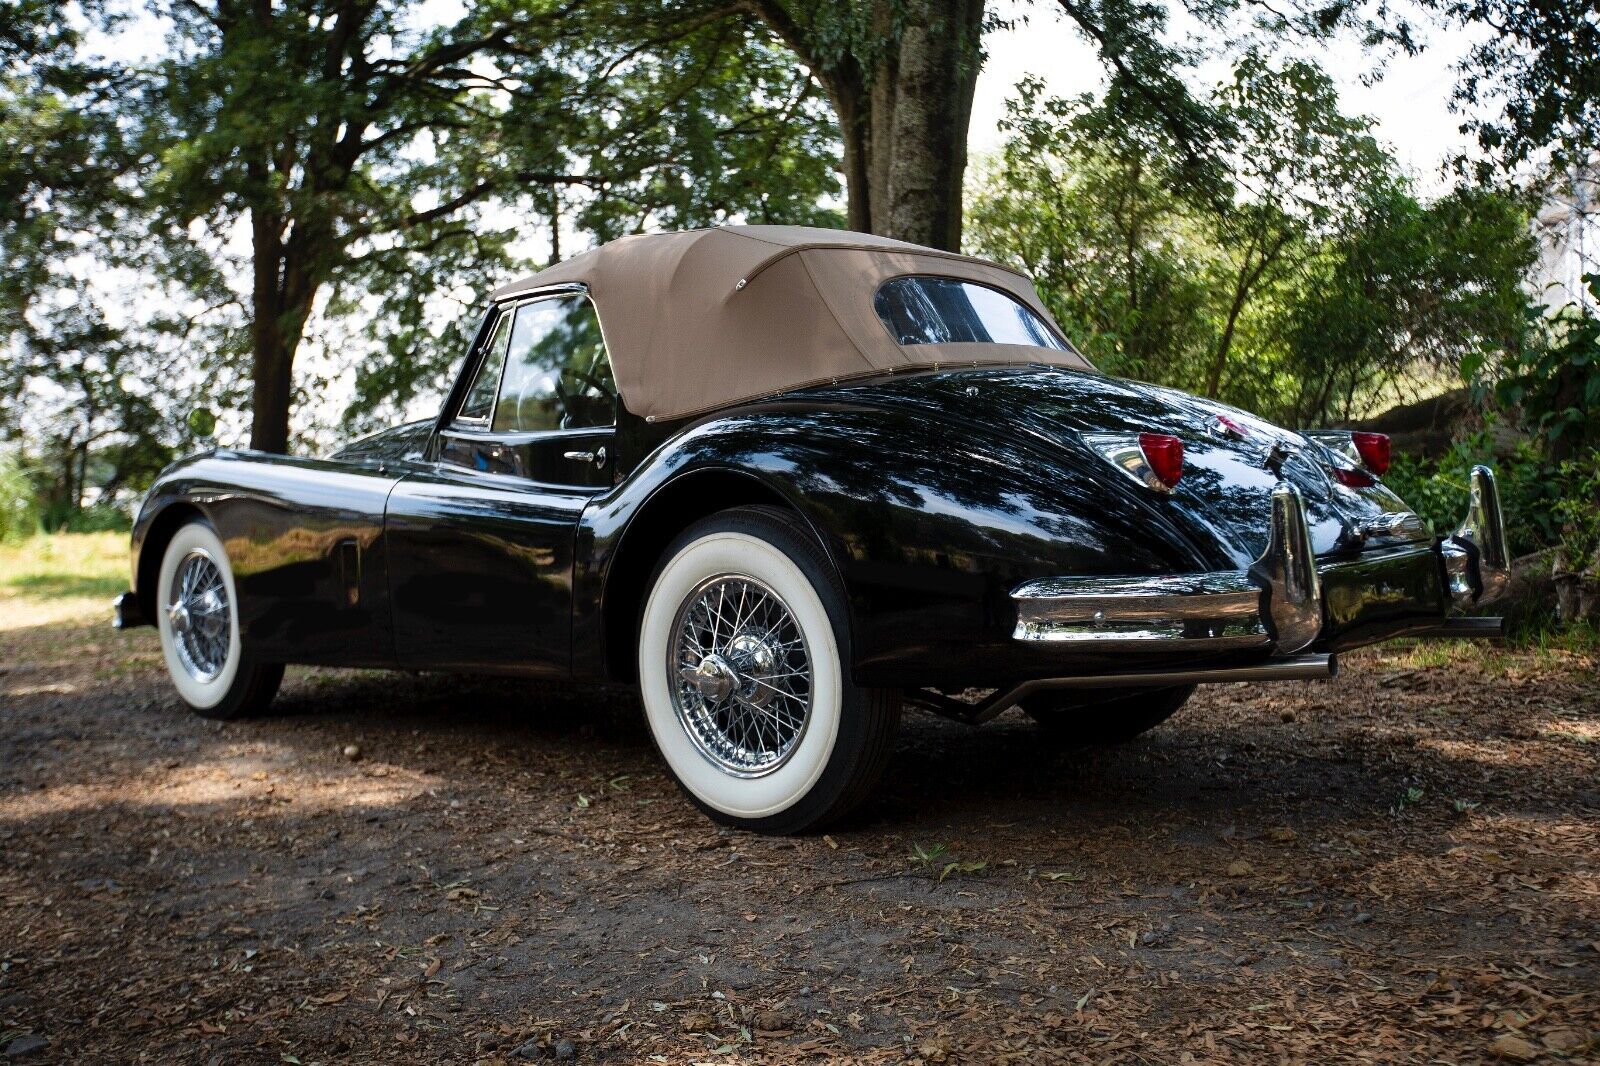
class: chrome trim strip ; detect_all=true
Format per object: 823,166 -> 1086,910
1408,616 -> 1505,640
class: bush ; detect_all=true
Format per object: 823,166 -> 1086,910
1380,432 -> 1551,558
61,502 -> 133,534
0,451 -> 40,542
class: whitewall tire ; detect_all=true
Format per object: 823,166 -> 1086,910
638,507 -> 900,834
155,519 -> 283,720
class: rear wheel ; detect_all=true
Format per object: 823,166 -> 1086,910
638,506 -> 900,834
1022,685 -> 1195,744
155,520 -> 283,720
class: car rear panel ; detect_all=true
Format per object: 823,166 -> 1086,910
815,366 -> 1424,566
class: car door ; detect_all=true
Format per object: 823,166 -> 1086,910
384,290 -> 619,675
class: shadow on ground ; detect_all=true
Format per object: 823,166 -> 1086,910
1,618 -> 1597,1063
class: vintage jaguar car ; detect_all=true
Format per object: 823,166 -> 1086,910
115,225 -> 1509,833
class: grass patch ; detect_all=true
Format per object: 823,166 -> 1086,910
0,531 -> 130,630
7,572 -> 129,598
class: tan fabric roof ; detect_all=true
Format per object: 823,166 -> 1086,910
490,225 -> 1091,422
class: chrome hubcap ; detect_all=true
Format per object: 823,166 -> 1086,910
670,574 -> 812,777
167,550 -> 229,682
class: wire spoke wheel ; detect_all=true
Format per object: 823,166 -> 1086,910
166,550 -> 230,683
670,574 -> 813,778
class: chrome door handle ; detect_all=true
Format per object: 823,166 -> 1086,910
563,445 -> 607,468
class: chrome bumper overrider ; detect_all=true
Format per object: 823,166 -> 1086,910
112,591 -> 147,630
1011,467 -> 1511,655
1439,465 -> 1511,605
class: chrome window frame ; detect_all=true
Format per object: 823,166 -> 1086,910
451,309 -> 518,430
447,283 -> 617,435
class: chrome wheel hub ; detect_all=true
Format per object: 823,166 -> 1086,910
167,550 -> 230,682
670,575 -> 812,778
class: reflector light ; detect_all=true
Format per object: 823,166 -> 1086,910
1330,466 -> 1376,489
1351,431 -> 1391,475
1216,414 -> 1250,439
1138,433 -> 1185,489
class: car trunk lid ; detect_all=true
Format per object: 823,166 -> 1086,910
805,365 -> 1422,566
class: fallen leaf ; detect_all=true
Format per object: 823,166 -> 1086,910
1489,1034 -> 1540,1061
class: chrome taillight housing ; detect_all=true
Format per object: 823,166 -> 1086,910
1307,430 -> 1391,488
1084,432 -> 1185,493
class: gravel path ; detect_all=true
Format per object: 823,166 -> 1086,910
2,617 -> 1597,1063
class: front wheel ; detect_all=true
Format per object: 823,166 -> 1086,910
155,519 -> 283,720
1022,684 -> 1195,744
638,506 -> 900,834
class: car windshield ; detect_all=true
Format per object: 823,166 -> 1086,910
874,276 -> 1069,350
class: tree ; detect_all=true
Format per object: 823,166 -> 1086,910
965,77 -> 1213,384
1,0 -> 181,526
134,0 -> 838,453
1428,0 -> 1600,176
699,0 -> 1412,251
967,57 -> 1535,427
724,0 -> 984,250
1281,185 -> 1535,425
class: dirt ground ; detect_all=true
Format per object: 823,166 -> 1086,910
2,603 -> 1598,1064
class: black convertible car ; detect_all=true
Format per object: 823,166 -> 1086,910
116,225 -> 1509,832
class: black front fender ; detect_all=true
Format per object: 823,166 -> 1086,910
130,450 -> 398,667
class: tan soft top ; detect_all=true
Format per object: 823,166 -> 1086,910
490,224 -> 1091,422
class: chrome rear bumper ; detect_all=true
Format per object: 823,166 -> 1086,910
1011,466 -> 1510,655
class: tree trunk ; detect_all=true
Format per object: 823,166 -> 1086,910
249,200 -> 292,454
248,203 -> 320,455
781,0 -> 983,250
866,0 -> 984,249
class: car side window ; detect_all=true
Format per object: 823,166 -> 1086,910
492,295 -> 616,433
456,312 -> 513,423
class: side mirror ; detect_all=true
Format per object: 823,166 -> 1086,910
187,407 -> 218,441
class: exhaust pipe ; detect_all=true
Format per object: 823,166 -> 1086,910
1030,652 -> 1339,690
1408,616 -> 1505,640
916,653 -> 1338,725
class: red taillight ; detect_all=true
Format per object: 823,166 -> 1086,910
1138,432 -> 1184,489
1351,431 -> 1390,475
1330,466 -> 1376,489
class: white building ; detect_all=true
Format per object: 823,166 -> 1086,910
1532,164 -> 1599,312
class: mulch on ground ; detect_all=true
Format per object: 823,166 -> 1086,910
1,617 -> 1596,1063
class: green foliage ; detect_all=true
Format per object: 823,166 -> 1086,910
967,60 -> 1535,428
58,502 -> 133,535
1275,185 -> 1535,425
1487,275 -> 1600,463
1552,455 -> 1600,566
1426,0 -> 1600,177
1382,272 -> 1600,573
0,450 -> 39,543
1381,434 -> 1550,558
